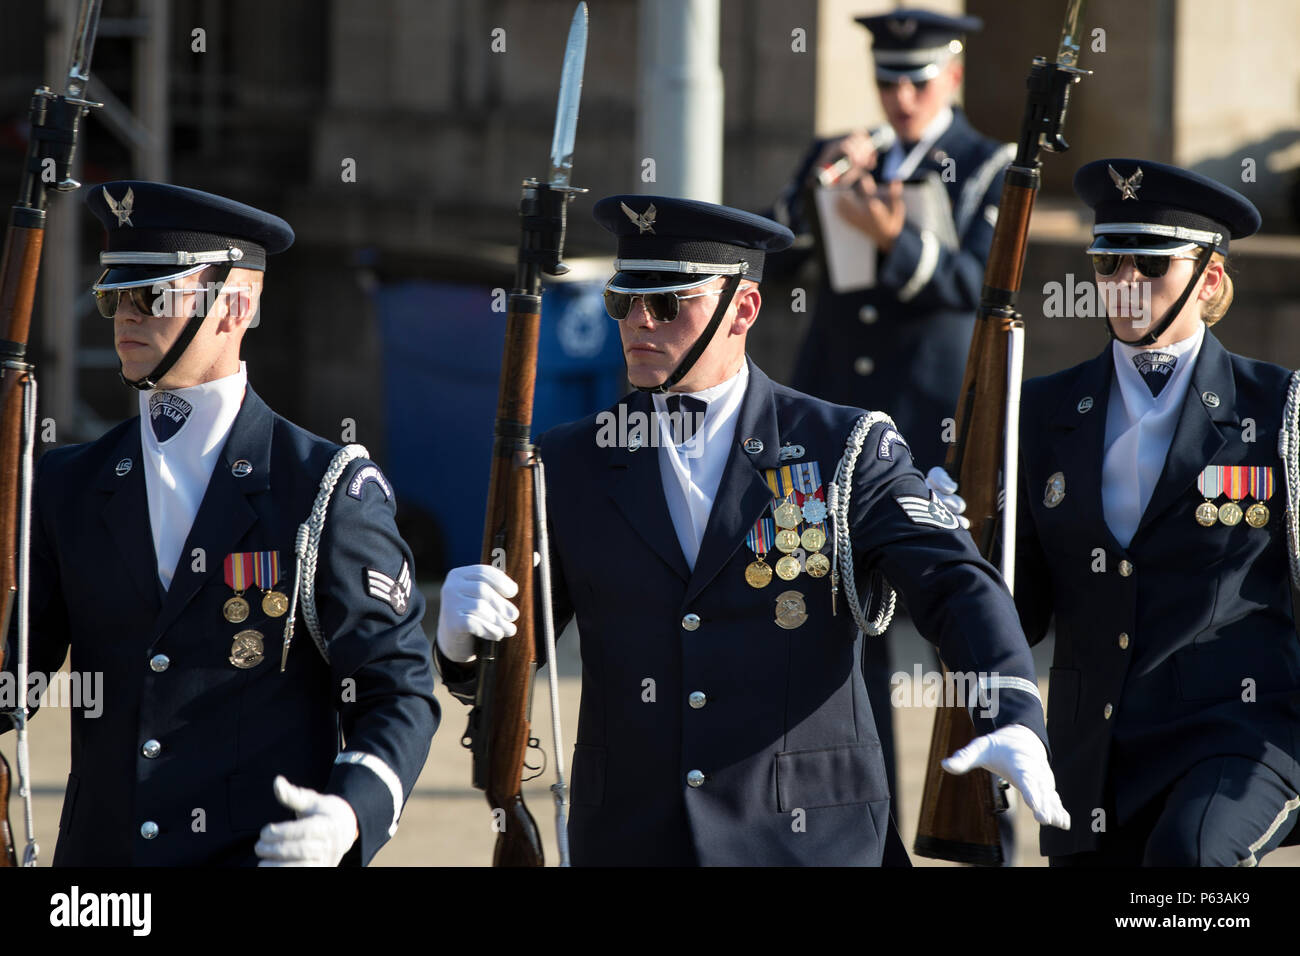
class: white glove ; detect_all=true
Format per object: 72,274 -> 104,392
942,724 -> 1070,830
925,465 -> 970,529
436,564 -> 519,663
255,775 -> 359,867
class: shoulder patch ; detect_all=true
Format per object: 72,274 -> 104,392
347,464 -> 393,501
895,492 -> 960,530
365,560 -> 412,614
877,427 -> 911,462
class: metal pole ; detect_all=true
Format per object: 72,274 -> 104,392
42,0 -> 77,439
636,0 -> 723,202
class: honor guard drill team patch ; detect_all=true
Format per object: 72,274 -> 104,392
347,464 -> 393,501
365,560 -> 412,614
149,391 -> 192,443
895,492 -> 960,530
877,427 -> 910,462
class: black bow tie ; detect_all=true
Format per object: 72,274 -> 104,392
1132,351 -> 1177,398
664,394 -> 708,444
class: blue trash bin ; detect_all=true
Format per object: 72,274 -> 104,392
374,274 -> 626,572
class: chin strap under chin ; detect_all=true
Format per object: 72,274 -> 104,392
1107,243 -> 1216,347
119,264 -> 235,390
636,273 -> 742,394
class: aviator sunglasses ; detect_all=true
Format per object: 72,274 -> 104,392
93,283 -> 222,319
1090,252 -> 1199,280
603,286 -> 725,322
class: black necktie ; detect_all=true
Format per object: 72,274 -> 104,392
665,394 -> 708,444
1132,351 -> 1178,398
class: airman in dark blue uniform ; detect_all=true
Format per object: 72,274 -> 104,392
2,182 -> 438,866
436,195 -> 1068,866
977,159 -> 1300,864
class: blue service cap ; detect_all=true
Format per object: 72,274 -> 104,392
593,195 -> 794,293
86,181 -> 294,290
1074,158 -> 1260,257
855,8 -> 982,82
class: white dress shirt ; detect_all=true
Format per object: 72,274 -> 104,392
140,362 -> 248,589
1101,324 -> 1206,547
652,363 -> 749,570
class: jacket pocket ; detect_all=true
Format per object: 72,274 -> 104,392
570,744 -> 605,808
775,742 -> 888,812
1047,668 -> 1079,727
58,773 -> 79,832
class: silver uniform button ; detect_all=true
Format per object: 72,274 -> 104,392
141,739 -> 161,759
140,821 -> 159,840
688,691 -> 707,710
686,770 -> 706,788
1103,704 -> 1114,720
1201,391 -> 1220,408
853,356 -> 875,376
1118,560 -> 1133,577
1118,632 -> 1129,650
149,653 -> 170,673
858,305 -> 878,324
681,613 -> 701,631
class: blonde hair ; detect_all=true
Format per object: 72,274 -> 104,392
1202,252 -> 1233,326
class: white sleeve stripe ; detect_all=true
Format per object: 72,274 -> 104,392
979,675 -> 1043,703
335,750 -> 404,838
897,229 -> 940,303
955,142 -> 1016,236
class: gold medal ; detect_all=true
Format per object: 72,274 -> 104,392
775,555 -> 801,581
805,552 -> 830,578
773,501 -> 801,529
1194,501 -> 1218,527
1218,501 -> 1243,526
223,595 -> 250,624
800,526 -> 826,552
262,590 -> 289,617
1245,502 -> 1269,528
229,629 -> 265,669
774,590 -> 808,630
745,560 -> 773,588
775,529 -> 801,553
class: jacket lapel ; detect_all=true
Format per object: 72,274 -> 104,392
96,424 -> 163,610
685,360 -> 782,605
1046,347 -> 1122,554
152,386 -> 272,639
606,390 -> 691,581
1135,331 -> 1237,538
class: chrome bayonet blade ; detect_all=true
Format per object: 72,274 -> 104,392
65,0 -> 104,101
1055,0 -> 1085,68
548,2 -> 588,188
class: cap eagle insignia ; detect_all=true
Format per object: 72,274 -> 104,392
1108,164 -> 1143,201
103,186 -> 135,226
621,201 -> 657,234
887,18 -> 918,38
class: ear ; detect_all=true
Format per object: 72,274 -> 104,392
947,60 -> 964,92
1198,258 -> 1225,301
729,282 -> 761,334
216,284 -> 257,332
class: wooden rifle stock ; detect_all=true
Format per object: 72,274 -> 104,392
475,290 -> 545,868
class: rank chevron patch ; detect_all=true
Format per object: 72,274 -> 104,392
365,560 -> 412,614
894,492 -> 960,530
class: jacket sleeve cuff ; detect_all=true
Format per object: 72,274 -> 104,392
329,750 -> 405,866
435,647 -> 479,705
968,677 -> 1049,754
877,222 -> 940,302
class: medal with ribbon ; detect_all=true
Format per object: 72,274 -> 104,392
1195,466 -> 1223,527
253,550 -> 288,617
1246,465 -> 1274,528
223,551 -> 254,623
792,461 -> 830,578
1219,465 -> 1248,527
745,517 -> 775,589
764,465 -> 803,580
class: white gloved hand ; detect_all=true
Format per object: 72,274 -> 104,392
436,564 -> 520,663
925,465 -> 970,529
255,776 -> 359,867
942,724 -> 1070,830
